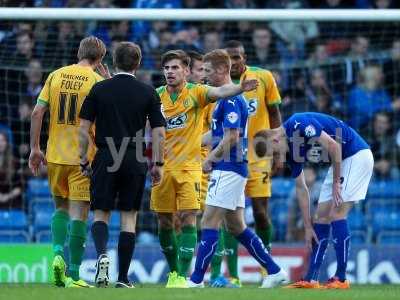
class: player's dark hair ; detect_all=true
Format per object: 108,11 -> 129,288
113,41 -> 142,72
224,40 -> 245,50
161,50 -> 190,68
187,50 -> 203,70
77,36 -> 106,63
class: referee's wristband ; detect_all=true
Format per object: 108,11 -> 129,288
154,161 -> 164,167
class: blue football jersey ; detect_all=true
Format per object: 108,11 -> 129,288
211,94 -> 249,177
283,112 -> 370,178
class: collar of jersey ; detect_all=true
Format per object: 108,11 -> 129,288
114,72 -> 136,78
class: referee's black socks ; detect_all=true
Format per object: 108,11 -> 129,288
91,221 -> 109,257
118,231 -> 136,284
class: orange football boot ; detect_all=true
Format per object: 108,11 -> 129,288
284,280 -> 323,289
324,277 -> 350,289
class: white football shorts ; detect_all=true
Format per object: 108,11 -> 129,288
206,170 -> 247,210
319,149 -> 374,203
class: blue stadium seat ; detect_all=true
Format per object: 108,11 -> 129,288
377,231 -> 400,245
0,230 -> 30,243
109,212 -> 120,231
0,210 -> 28,230
271,178 -> 294,199
348,210 -> 366,231
367,180 -> 400,199
35,230 -> 52,243
25,178 -> 51,203
33,210 -> 53,233
270,200 -> 288,241
371,209 -> 400,236
29,197 -> 54,214
350,230 -> 368,244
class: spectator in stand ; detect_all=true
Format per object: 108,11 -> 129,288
247,26 -> 280,68
225,21 -> 253,50
202,30 -> 222,53
347,65 -> 396,130
281,68 -> 316,120
130,0 -> 182,42
44,21 -> 82,68
305,68 -> 342,114
8,31 -> 37,66
268,0 -> 319,64
24,59 -> 43,102
11,98 -> 33,163
307,42 -> 330,66
0,131 -> 23,210
363,111 -> 399,179
286,166 -> 320,242
384,40 -> 400,104
224,0 -> 255,8
344,35 -> 370,87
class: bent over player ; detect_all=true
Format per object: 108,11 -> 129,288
257,112 -> 374,289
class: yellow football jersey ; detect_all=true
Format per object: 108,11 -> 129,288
37,64 -> 102,165
235,66 -> 281,164
157,82 -> 210,170
200,102 -> 215,160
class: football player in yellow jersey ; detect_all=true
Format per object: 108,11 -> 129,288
151,50 -> 257,288
207,40 -> 281,286
29,36 -> 107,288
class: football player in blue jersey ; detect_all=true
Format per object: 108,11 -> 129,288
187,49 -> 288,288
256,112 -> 374,289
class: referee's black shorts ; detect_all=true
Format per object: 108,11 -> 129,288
90,148 -> 146,211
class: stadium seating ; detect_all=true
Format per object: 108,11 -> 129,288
351,230 -> 369,244
0,210 -> 30,243
271,178 -> 294,200
269,200 -> 288,241
377,231 -> 400,245
33,210 -> 53,242
367,180 -> 400,200
371,208 -> 400,237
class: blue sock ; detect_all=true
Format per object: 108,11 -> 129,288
331,219 -> 350,282
236,228 -> 280,275
190,229 -> 219,284
304,223 -> 330,282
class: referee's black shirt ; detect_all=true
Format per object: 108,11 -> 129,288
79,73 -> 165,173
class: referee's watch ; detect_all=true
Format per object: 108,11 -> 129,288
154,161 -> 164,167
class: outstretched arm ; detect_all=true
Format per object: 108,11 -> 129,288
207,76 -> 258,102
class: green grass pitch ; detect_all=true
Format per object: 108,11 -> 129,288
1,284 -> 400,300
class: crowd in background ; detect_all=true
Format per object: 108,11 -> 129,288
0,0 -> 400,242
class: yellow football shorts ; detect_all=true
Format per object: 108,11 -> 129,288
47,162 -> 90,201
245,159 -> 272,198
151,170 -> 201,213
199,171 -> 209,210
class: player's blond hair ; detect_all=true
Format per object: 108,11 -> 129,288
77,36 -> 106,63
203,49 -> 231,72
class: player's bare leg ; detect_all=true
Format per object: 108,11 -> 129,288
51,197 -> 69,287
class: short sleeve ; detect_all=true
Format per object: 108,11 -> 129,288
148,88 -> 166,128
79,86 -> 97,122
37,72 -> 54,106
195,84 -> 211,108
298,117 -> 323,139
222,98 -> 241,129
264,70 -> 281,106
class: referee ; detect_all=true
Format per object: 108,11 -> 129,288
78,42 -> 166,288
